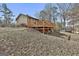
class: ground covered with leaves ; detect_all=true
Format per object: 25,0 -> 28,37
0,27 -> 79,56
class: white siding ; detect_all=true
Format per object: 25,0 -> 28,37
17,15 -> 28,25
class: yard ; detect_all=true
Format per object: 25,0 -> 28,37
0,27 -> 79,56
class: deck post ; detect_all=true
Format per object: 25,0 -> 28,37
43,21 -> 44,34
36,20 -> 37,30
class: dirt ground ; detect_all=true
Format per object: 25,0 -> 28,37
0,27 -> 79,56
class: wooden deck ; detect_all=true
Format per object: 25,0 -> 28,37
27,20 -> 55,33
16,14 -> 55,33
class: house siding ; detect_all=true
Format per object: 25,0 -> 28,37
16,15 -> 28,25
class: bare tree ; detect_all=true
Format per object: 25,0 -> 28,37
35,3 -> 58,24
57,3 -> 73,30
66,4 -> 79,32
0,3 -> 14,27
39,10 -> 47,20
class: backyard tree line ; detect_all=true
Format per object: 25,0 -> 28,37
0,3 -> 79,31
35,3 -> 79,31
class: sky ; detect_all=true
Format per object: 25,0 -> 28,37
0,3 -> 46,21
0,3 -> 61,23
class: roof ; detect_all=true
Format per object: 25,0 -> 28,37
16,14 -> 39,21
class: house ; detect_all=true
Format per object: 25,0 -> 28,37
16,14 -> 55,33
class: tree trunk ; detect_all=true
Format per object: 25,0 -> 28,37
54,19 -> 56,24
63,15 -> 66,31
73,23 -> 75,33
61,18 -> 63,30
